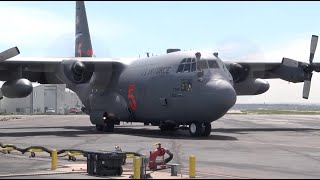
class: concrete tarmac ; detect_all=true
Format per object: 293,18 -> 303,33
0,114 -> 320,179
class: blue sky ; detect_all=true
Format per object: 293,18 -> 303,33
1,1 -> 320,103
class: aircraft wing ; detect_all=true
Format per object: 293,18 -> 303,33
224,61 -> 282,80
225,60 -> 320,81
224,35 -> 320,99
224,59 -> 320,99
0,56 -> 134,83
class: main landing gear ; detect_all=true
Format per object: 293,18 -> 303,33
96,120 -> 114,132
189,122 -> 211,137
96,113 -> 115,132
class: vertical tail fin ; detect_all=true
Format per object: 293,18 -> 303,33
75,1 -> 93,57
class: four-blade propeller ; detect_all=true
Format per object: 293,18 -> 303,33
302,35 -> 318,99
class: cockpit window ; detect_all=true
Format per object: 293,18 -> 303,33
197,60 -> 208,70
191,62 -> 196,72
177,58 -> 218,73
183,64 -> 191,72
208,60 -> 219,68
177,58 -> 195,73
177,64 -> 184,73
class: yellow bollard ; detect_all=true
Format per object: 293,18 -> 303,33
51,149 -> 57,170
133,156 -> 141,179
189,155 -> 196,178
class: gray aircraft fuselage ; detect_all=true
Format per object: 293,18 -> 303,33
72,51 -> 236,129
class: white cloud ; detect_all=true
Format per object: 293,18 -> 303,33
0,4 -> 128,58
263,33 -> 319,62
0,5 -> 73,48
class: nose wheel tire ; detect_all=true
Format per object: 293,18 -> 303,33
189,122 -> 203,137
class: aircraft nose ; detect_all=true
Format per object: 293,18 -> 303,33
205,79 -> 237,116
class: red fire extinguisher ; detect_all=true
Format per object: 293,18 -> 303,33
148,143 -> 173,170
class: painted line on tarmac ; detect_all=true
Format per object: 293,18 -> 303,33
180,169 -> 250,179
240,140 -> 320,149
0,171 -> 86,178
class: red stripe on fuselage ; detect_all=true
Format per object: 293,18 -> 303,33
128,85 -> 137,111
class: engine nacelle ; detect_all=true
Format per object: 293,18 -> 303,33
1,78 -> 33,98
234,78 -> 270,95
273,64 -> 305,83
62,60 -> 93,84
227,63 -> 250,83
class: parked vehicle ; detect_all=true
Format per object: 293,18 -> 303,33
69,108 -> 80,114
45,108 -> 55,113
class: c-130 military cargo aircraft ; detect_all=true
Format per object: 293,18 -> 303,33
0,1 -> 319,137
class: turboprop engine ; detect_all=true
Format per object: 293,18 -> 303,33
1,78 -> 33,98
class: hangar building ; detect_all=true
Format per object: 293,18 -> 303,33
0,84 -> 82,114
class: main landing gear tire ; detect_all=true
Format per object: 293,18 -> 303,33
201,122 -> 212,137
96,125 -> 103,131
117,167 -> 123,176
103,120 -> 115,132
189,122 -> 203,137
160,125 -> 177,131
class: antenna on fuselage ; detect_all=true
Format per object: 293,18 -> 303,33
146,52 -> 150,57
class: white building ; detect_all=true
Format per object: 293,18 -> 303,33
0,84 -> 82,114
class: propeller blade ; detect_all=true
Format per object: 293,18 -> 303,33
303,80 -> 311,99
310,35 -> 318,63
0,47 -> 20,62
303,72 -> 313,99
